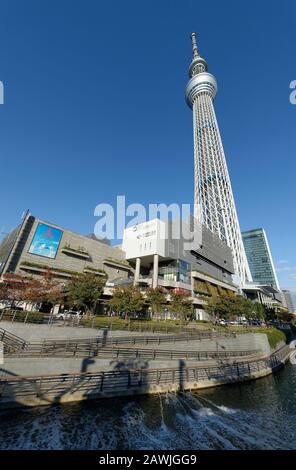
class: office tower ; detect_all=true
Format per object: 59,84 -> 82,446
281,289 -> 295,313
242,228 -> 280,289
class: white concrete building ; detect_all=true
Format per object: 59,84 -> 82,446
122,218 -> 237,320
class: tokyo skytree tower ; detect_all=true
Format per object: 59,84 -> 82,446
185,33 -> 252,286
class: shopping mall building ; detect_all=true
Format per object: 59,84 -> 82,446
0,213 -> 239,319
0,213 -> 284,318
0,213 -> 134,312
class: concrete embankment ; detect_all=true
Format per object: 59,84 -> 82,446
0,354 -> 259,377
0,321 -> 162,341
0,321 -> 272,354
0,322 -> 292,409
0,344 -> 291,410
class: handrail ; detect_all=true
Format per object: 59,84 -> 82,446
0,352 -> 283,382
0,327 -> 28,351
0,350 -> 285,402
27,330 -> 234,347
4,330 -> 240,358
1,327 -> 237,357
7,343 -> 260,360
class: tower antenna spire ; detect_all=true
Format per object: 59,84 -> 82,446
191,32 -> 199,58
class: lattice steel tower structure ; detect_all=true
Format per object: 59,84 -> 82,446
185,33 -> 252,286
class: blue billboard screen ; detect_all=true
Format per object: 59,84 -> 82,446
28,223 -> 63,259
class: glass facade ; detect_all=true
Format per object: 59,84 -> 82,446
156,259 -> 191,285
242,229 -> 279,289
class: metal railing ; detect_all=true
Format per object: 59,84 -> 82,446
7,341 -> 260,360
0,327 -> 28,352
0,310 -> 43,324
0,348 -> 287,403
2,329 -> 237,357
270,343 -> 291,362
76,330 -> 235,345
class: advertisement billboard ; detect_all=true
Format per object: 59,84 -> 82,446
28,223 -> 63,259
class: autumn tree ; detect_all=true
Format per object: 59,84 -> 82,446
39,270 -> 65,304
22,270 -> 64,305
1,273 -> 28,308
0,281 -> 8,302
21,277 -> 43,304
0,271 -> 64,309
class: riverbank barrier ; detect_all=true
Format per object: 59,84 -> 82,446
0,325 -> 235,348
0,325 -> 271,367
0,344 -> 292,409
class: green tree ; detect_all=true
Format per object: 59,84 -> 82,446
170,290 -> 192,320
108,285 -> 145,317
145,287 -> 167,318
68,273 -> 106,313
203,295 -> 256,321
264,306 -> 277,321
202,295 -> 232,320
231,296 -> 255,320
250,302 -> 266,320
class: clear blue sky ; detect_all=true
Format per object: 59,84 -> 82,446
0,0 -> 295,294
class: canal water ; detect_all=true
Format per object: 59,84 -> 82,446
0,364 -> 295,450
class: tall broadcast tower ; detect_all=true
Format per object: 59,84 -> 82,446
185,33 -> 252,286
